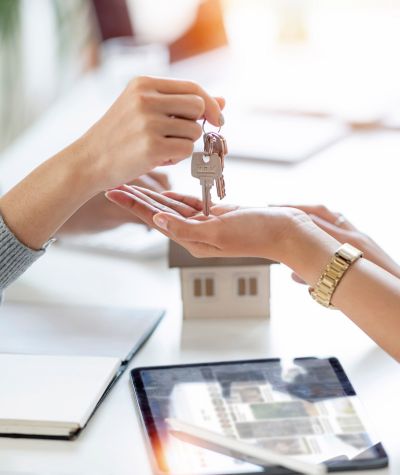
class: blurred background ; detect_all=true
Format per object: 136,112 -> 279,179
2,4 -> 400,472
1,0 -> 400,258
2,0 -> 400,151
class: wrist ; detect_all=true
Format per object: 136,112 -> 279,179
0,141 -> 100,250
272,212 -> 340,287
57,135 -> 103,197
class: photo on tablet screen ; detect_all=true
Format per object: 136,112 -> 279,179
131,357 -> 388,475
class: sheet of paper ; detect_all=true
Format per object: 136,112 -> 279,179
0,354 -> 120,428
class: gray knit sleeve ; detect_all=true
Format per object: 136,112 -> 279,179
0,214 -> 45,296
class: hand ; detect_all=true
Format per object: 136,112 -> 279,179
0,76 -> 222,251
286,205 -> 400,280
58,171 -> 171,235
80,76 -> 224,193
104,186 -> 310,262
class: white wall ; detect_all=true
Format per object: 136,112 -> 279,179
180,265 -> 270,319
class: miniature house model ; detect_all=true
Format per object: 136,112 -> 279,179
169,241 -> 274,319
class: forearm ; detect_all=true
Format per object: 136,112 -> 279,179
282,222 -> 400,362
0,138 -> 97,250
332,259 -> 400,360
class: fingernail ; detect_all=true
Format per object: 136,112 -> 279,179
153,214 -> 168,230
219,113 -> 225,126
104,192 -> 114,202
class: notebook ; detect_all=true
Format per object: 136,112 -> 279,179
0,354 -> 120,438
0,302 -> 164,439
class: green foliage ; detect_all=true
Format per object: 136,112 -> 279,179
53,0 -> 92,60
0,0 -> 22,151
0,0 -> 91,152
0,0 -> 20,41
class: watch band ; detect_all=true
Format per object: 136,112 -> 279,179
309,243 -> 363,308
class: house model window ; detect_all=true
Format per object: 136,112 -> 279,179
169,241 -> 275,319
193,276 -> 215,297
237,275 -> 258,296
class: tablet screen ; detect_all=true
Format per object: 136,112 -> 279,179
131,358 -> 387,474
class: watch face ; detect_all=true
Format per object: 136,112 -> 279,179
338,243 -> 363,263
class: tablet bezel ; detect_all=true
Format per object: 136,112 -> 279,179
130,357 -> 388,475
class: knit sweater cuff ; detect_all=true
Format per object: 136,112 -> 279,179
0,213 -> 45,291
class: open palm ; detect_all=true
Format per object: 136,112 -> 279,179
105,185 -> 304,260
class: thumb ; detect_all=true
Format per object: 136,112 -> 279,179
153,212 -> 186,236
153,212 -> 206,242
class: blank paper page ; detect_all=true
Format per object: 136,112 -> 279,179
0,354 -> 120,427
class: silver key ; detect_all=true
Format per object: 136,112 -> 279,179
191,152 -> 223,216
203,132 -> 227,199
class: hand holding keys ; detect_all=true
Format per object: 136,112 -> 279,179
191,120 -> 228,216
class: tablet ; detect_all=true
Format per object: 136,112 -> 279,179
131,357 -> 388,475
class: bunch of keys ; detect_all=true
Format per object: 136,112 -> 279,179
191,120 -> 228,216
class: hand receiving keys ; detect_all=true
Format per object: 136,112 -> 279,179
105,185 -> 306,262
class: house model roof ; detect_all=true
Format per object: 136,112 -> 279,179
168,241 -> 275,268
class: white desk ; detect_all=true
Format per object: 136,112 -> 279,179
0,66 -> 400,475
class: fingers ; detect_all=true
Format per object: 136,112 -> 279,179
162,191 -> 204,211
153,212 -> 216,244
184,241 -> 225,258
161,137 -> 195,164
301,206 -> 356,231
160,117 -> 202,141
149,77 -> 223,127
105,189 -> 160,228
214,97 -> 226,111
130,186 -> 199,218
309,214 -> 351,243
105,184 -> 180,220
106,187 -> 210,242
156,94 -> 206,121
278,205 -> 356,231
280,204 -> 335,222
118,185 -> 182,215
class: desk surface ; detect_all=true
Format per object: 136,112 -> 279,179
0,62 -> 400,475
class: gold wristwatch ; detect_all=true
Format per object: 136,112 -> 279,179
309,243 -> 363,308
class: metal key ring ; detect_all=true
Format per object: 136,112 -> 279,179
203,131 -> 220,155
202,119 -> 221,135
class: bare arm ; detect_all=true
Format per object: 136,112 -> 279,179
0,140 -> 95,250
283,219 -> 400,361
105,186 -> 400,362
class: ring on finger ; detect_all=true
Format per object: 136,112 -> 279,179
334,214 -> 346,227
